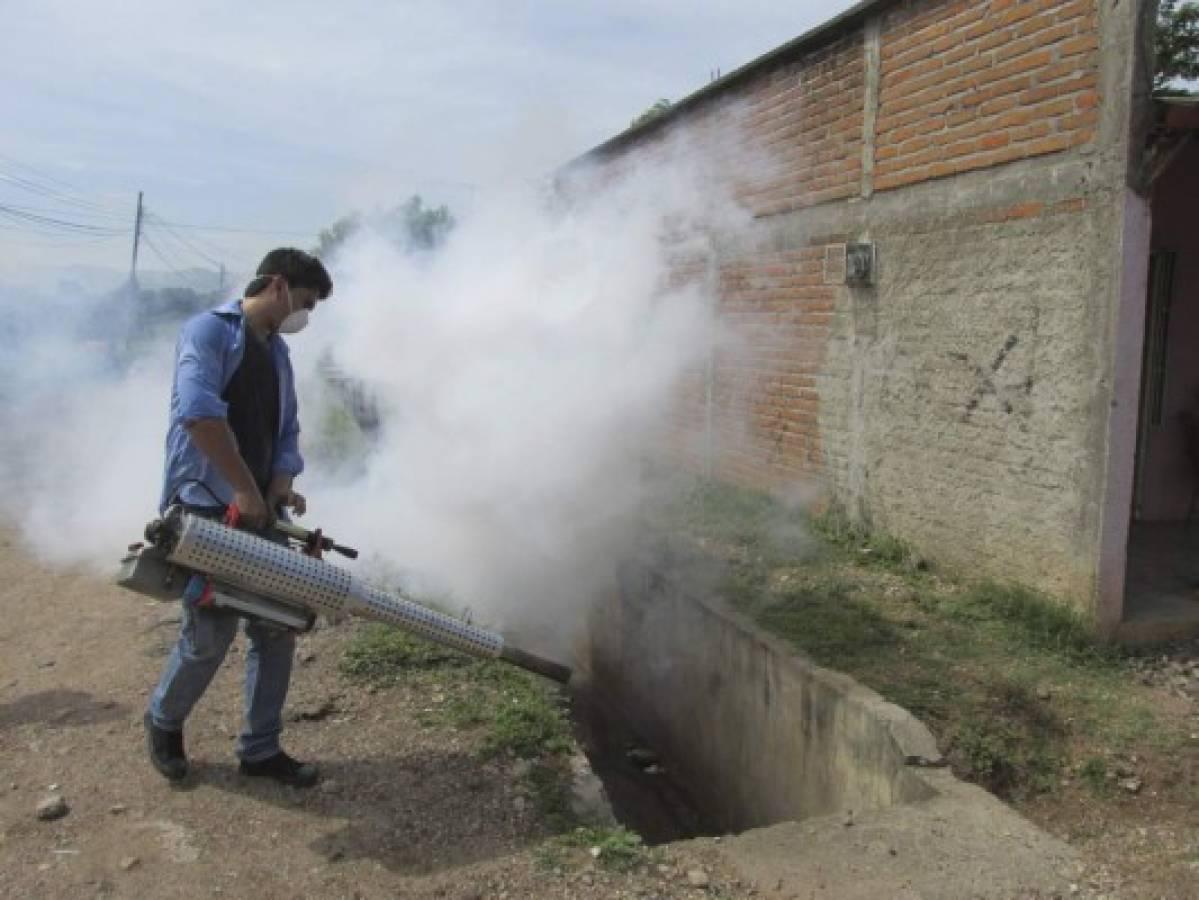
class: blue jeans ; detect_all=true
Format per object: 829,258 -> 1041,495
148,598 -> 296,763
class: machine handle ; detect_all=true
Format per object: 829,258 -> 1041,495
271,519 -> 359,559
223,504 -> 359,559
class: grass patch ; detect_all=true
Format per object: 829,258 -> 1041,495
652,477 -> 814,569
755,579 -> 897,663
341,624 -> 573,759
1078,755 -> 1111,796
339,622 -> 473,681
944,681 -> 1065,798
811,502 -> 924,572
542,826 -> 649,872
951,581 -> 1118,665
641,476 -> 1184,803
525,761 -> 578,832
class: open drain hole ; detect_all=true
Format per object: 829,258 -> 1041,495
569,687 -> 718,845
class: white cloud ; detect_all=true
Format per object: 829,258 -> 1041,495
0,0 -> 856,276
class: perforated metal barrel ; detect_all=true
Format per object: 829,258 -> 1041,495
167,514 -> 504,659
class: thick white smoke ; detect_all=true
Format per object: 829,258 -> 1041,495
301,151 -> 744,646
0,292 -> 171,565
1,142 -> 747,652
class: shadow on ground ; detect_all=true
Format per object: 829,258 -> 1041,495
189,748 -> 540,876
0,689 -> 129,729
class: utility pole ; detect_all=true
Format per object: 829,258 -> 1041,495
129,190 -> 144,287
219,262 -> 226,294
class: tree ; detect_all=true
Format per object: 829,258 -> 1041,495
314,212 -> 363,259
630,99 -> 673,129
313,196 -> 455,260
1156,1 -> 1199,94
380,195 -> 454,252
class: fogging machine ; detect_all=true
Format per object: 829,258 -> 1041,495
117,507 -> 571,684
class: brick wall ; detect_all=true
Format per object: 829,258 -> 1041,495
578,0 -> 1139,613
709,248 -> 837,488
875,0 -> 1101,191
738,37 -> 865,215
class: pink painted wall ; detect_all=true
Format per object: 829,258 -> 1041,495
1138,141 -> 1199,521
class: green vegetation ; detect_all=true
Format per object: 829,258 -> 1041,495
647,477 -> 1187,801
630,99 -> 673,129
1156,1 -> 1199,95
341,624 -> 572,759
1078,755 -> 1112,796
525,760 -> 578,832
342,624 -> 615,854
314,194 -> 455,259
537,826 -> 650,873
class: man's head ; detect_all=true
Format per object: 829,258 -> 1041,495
244,247 -> 333,334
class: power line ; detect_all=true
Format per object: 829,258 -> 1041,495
0,224 -> 124,247
0,200 -> 127,225
139,233 -> 212,292
0,203 -> 127,235
0,154 -> 130,219
0,153 -> 124,208
0,170 -> 126,217
163,225 -> 250,272
144,212 -> 222,268
152,217 -> 317,238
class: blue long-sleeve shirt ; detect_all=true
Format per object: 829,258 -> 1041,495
159,299 -> 304,512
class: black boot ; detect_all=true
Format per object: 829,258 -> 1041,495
238,751 -> 319,788
144,712 -> 188,781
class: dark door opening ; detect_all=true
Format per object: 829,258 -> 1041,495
1122,133 -> 1199,641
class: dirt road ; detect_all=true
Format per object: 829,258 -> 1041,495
0,534 -> 745,899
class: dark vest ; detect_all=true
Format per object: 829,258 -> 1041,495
222,327 -> 279,495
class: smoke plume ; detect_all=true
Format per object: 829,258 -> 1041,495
1,141 -> 746,653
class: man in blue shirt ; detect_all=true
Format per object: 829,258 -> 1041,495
145,247 -> 332,788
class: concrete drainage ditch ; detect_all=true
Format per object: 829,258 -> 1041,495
566,549 -> 1087,898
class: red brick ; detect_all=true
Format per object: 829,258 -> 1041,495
1052,197 -> 1087,214
1058,33 -> 1100,57
998,0 -> 1042,26
1057,108 -> 1099,131
983,47 -> 1054,83
1021,72 -> 1098,104
1009,121 -> 1053,142
1004,201 -> 1045,219
979,94 -> 1020,116
1027,133 -> 1078,155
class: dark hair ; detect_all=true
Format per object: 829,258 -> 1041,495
244,247 -> 333,299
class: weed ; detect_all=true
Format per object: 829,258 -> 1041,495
341,623 -> 573,759
811,503 -> 923,572
946,682 -> 1064,799
339,623 -> 471,683
526,761 -> 578,832
757,580 -> 896,663
1078,756 -> 1111,795
645,476 -> 1180,811
954,581 -> 1117,664
809,501 -> 863,546
483,682 -> 575,759
532,840 -> 569,873
557,826 -> 648,871
657,477 -> 813,567
950,718 -> 1058,798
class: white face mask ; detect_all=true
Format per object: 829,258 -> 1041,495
277,284 -> 310,334
278,308 -> 309,334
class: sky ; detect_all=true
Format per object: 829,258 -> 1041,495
0,0 -> 857,285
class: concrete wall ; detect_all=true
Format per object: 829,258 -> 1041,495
583,552 -> 940,832
1138,140 -> 1199,521
574,0 -> 1155,619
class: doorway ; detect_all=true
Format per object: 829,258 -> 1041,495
1123,130 -> 1199,641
